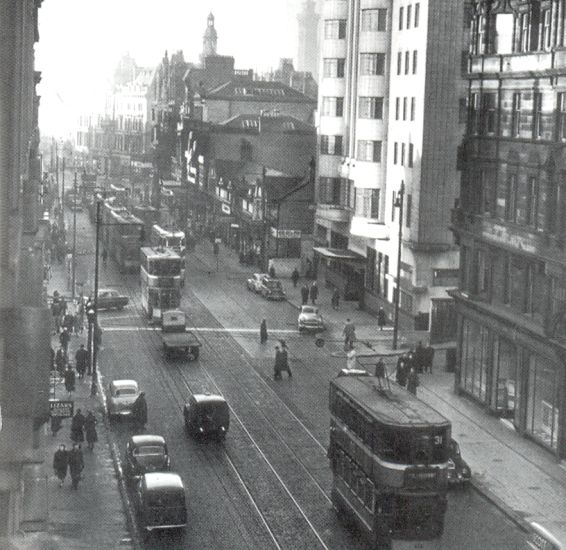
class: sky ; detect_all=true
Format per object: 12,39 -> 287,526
37,0 -> 304,138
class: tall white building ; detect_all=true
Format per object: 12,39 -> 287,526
315,0 -> 467,338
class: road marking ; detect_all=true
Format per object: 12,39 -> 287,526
101,326 -> 298,334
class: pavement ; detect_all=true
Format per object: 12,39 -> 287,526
5,221 -> 133,550
197,239 -> 566,546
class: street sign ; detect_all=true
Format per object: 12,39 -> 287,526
49,399 -> 74,418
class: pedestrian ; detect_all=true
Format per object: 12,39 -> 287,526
55,347 -> 66,375
375,357 -> 386,379
305,257 -> 313,279
53,444 -> 68,487
132,392 -> 148,428
50,346 -> 55,371
300,284 -> 309,306
279,343 -> 292,378
269,264 -> 276,278
75,344 -> 88,380
84,411 -> 98,451
273,345 -> 283,380
51,294 -> 61,334
396,356 -> 408,387
70,409 -> 85,444
291,267 -> 299,288
331,288 -> 340,310
310,281 -> 318,305
377,307 -> 387,331
407,367 -> 419,395
59,328 -> 71,355
414,341 -> 426,374
346,345 -> 356,370
424,343 -> 435,374
102,249 -> 108,266
63,311 -> 75,334
68,443 -> 84,490
59,296 -> 67,317
260,319 -> 268,344
75,299 -> 84,334
343,318 -> 356,351
64,366 -> 76,395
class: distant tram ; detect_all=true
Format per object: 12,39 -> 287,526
150,224 -> 186,255
139,247 -> 183,322
328,375 -> 451,550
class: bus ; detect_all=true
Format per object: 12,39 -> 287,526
328,375 -> 451,550
139,247 -> 183,322
102,202 -> 144,272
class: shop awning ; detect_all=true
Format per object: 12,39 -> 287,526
313,247 -> 365,262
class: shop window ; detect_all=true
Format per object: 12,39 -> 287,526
492,337 -> 517,416
461,318 -> 489,401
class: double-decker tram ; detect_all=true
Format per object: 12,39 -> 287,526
102,201 -> 144,272
328,375 -> 451,550
139,247 -> 183,323
133,205 -> 159,246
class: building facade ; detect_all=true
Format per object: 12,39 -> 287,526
452,0 -> 566,458
0,0 -> 51,538
315,0 -> 466,337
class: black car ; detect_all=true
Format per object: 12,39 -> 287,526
447,438 -> 471,487
124,435 -> 171,482
183,394 -> 229,440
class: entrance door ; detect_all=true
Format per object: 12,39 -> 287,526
0,491 -> 10,535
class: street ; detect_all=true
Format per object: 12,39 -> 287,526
67,208 -> 532,550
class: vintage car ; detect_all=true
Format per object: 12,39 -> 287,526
298,305 -> 325,332
134,472 -> 187,533
246,273 -> 269,293
95,288 -> 129,310
447,438 -> 472,487
124,435 -> 171,482
259,278 -> 286,301
183,394 -> 230,441
107,379 -> 140,420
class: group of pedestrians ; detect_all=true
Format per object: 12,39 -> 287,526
300,281 -> 319,306
394,342 -> 435,395
53,408 -> 98,489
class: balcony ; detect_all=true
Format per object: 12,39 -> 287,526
469,51 -> 553,77
316,203 -> 352,223
350,216 -> 390,240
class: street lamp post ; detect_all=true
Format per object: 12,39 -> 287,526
71,172 -> 78,300
392,182 -> 405,350
89,200 -> 101,396
261,166 -> 269,273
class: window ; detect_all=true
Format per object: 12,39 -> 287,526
360,53 -> 385,75
517,12 -> 530,52
320,135 -> 343,155
323,58 -> 345,77
526,176 -> 539,228
322,97 -> 344,117
411,97 -> 416,120
397,52 -> 402,75
558,92 -> 566,140
412,50 -> 418,74
406,193 -> 412,227
371,189 -> 380,218
406,5 -> 412,29
359,97 -> 383,119
481,93 -> 496,135
405,51 -> 410,74
505,173 -> 518,222
403,97 -> 407,120
415,3 -> 420,27
395,97 -> 400,120
401,143 -> 406,165
399,6 -> 404,30
511,93 -> 521,136
355,188 -> 380,218
393,142 -> 398,164
533,92 -> 543,138
540,9 -> 551,50
470,93 -> 480,134
324,19 -> 347,39
361,8 -> 387,32
432,269 -> 459,287
408,143 -> 414,167
357,140 -> 382,162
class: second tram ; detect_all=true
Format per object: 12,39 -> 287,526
328,375 -> 451,550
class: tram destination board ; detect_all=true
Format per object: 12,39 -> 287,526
404,466 -> 441,489
49,399 -> 74,418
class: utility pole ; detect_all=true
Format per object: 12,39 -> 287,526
71,172 -> 78,300
392,182 -> 405,350
90,200 -> 101,396
262,166 -> 269,273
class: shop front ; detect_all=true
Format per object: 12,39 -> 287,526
312,247 -> 365,300
456,309 -> 565,457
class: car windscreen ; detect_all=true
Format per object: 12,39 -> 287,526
265,280 -> 282,289
115,388 -> 137,396
134,445 -> 165,457
302,307 -> 317,314
146,490 -> 185,508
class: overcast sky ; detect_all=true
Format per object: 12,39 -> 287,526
37,0 -> 304,138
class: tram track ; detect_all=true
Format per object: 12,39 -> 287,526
103,278 -> 340,549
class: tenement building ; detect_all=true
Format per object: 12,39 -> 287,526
315,0 -> 466,338
452,0 -> 566,457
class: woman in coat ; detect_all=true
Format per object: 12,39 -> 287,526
68,444 -> 84,490
260,319 -> 268,344
84,411 -> 98,451
70,409 -> 85,443
53,444 -> 68,487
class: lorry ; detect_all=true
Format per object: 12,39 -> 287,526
160,310 -> 201,360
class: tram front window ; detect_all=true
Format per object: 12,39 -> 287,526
377,428 -> 449,464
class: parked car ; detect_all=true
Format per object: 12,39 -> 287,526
107,379 -> 140,420
447,438 -> 471,487
298,305 -> 325,332
95,288 -> 129,310
124,435 -> 171,482
246,273 -> 269,293
183,394 -> 230,440
259,278 -> 286,301
134,472 -> 187,533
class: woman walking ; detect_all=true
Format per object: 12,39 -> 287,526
68,444 -> 84,490
84,411 -> 98,451
70,409 -> 85,444
53,444 -> 68,487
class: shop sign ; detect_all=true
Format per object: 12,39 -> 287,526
230,223 -> 240,228
270,228 -> 302,239
221,203 -> 231,215
49,399 -> 74,418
